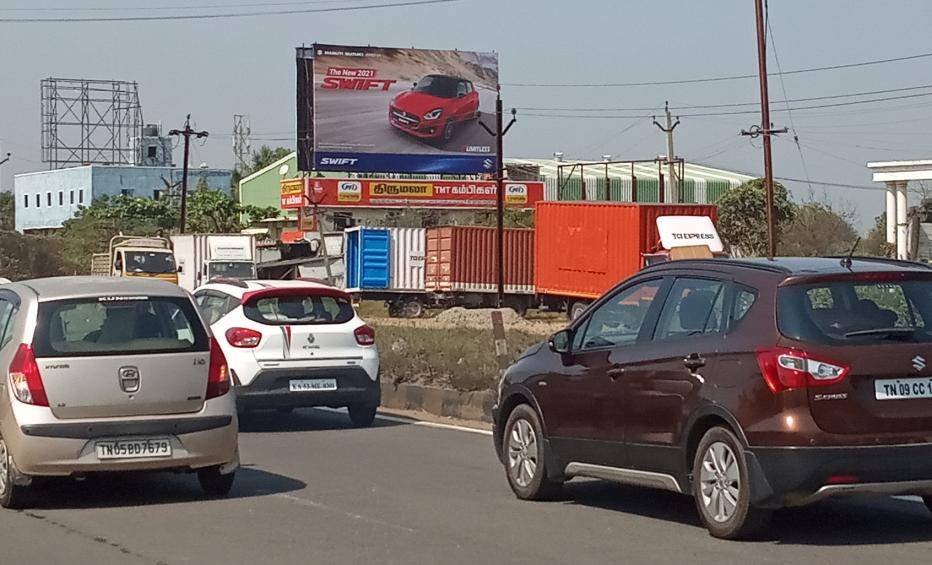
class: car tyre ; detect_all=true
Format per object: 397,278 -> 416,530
0,438 -> 27,509
198,467 -> 235,497
503,404 -> 562,501
442,121 -> 455,142
568,301 -> 588,321
692,427 -> 771,540
348,404 -> 378,428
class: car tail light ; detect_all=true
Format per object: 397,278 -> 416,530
354,325 -> 376,346
8,344 -> 48,406
206,337 -> 231,399
225,327 -> 262,348
756,347 -> 849,393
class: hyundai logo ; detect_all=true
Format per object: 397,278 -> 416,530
913,355 -> 926,371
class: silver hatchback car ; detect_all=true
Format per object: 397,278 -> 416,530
0,277 -> 238,508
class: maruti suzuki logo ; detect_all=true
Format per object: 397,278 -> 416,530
913,355 -> 926,371
482,158 -> 494,170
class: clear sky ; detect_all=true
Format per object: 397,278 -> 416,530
2,0 -> 932,231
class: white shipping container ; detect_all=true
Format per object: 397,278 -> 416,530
390,227 -> 426,292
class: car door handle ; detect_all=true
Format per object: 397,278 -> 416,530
683,353 -> 706,371
607,367 -> 626,381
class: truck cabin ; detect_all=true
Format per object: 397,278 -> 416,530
115,249 -> 178,277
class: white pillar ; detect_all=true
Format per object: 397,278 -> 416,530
886,181 -> 897,245
896,180 -> 908,260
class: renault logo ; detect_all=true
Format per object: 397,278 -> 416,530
913,355 -> 926,371
307,333 -> 315,345
119,366 -> 140,393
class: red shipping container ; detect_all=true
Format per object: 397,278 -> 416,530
426,226 -> 534,294
534,202 -> 718,300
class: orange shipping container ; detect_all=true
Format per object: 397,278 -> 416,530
426,226 -> 534,294
534,202 -> 718,300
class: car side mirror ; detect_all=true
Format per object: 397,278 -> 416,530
549,329 -> 572,354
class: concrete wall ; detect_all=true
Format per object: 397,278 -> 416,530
14,165 -> 233,232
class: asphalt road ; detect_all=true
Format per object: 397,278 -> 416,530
314,86 -> 497,156
3,408 -> 932,564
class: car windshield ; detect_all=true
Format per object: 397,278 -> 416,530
208,261 -> 256,280
124,251 -> 176,274
243,293 -> 355,325
412,75 -> 459,98
33,297 -> 208,357
777,276 -> 932,344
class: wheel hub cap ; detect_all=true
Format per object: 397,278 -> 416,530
699,441 -> 740,523
507,419 -> 538,488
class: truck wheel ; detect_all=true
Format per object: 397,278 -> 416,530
568,301 -> 588,321
403,299 -> 424,318
388,301 -> 404,318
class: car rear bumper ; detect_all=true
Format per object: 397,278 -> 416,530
7,415 -> 238,477
747,442 -> 932,508
235,367 -> 380,409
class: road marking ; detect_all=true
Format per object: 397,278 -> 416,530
313,407 -> 493,437
273,493 -> 418,534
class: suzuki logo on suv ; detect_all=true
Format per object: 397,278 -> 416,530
913,355 -> 927,371
119,366 -> 140,393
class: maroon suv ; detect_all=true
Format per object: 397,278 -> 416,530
493,257 -> 932,539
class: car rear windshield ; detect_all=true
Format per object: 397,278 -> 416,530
243,294 -> 354,325
33,296 -> 209,357
777,277 -> 932,344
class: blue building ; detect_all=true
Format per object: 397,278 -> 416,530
14,165 -> 233,232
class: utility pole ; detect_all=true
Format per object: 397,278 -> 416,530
741,0 -> 787,259
169,115 -> 208,234
653,101 -> 680,203
0,152 -> 10,193
479,89 -> 517,308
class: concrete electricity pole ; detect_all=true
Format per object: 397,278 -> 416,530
169,115 -> 209,234
653,102 -> 680,203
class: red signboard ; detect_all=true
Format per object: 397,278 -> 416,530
281,178 -> 544,210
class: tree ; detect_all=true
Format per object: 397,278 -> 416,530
186,183 -> 278,233
0,191 -> 13,231
861,213 -> 893,257
779,201 -> 859,256
716,178 -> 796,256
231,145 -> 293,188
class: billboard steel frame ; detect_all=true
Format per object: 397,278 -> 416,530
40,77 -> 143,169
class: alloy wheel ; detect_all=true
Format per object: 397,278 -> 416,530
0,440 -> 9,497
699,441 -> 740,523
507,419 -> 538,488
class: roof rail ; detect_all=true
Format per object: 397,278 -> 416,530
206,277 -> 251,288
825,256 -> 932,270
641,258 -> 792,275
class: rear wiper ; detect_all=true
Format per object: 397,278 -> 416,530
844,327 -> 920,338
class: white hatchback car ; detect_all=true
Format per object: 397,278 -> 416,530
192,280 -> 380,427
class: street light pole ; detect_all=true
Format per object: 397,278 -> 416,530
169,115 -> 209,234
479,89 -> 516,308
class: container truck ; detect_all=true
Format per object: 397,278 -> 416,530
171,234 -> 257,291
344,227 -> 427,317
90,235 -> 178,284
534,202 -> 719,319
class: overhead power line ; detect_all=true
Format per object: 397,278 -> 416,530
503,50 -> 932,88
0,0 -> 457,22
0,0 -> 358,12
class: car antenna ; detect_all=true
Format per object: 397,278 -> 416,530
840,237 -> 861,269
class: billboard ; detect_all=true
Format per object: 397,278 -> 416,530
297,44 -> 499,175
281,178 -> 543,210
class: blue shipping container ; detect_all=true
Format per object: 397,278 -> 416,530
345,228 -> 391,290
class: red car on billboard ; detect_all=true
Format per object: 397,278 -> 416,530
389,74 -> 480,144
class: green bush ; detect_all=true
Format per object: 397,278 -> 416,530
0,231 -> 70,280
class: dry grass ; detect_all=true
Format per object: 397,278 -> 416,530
374,324 -> 544,392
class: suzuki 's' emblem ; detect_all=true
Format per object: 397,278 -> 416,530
119,366 -> 140,393
913,355 -> 926,371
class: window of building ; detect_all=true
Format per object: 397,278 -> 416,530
70,190 -> 75,205
147,146 -> 157,159
23,194 -> 28,208
121,189 -> 133,197
47,192 -> 52,207
35,194 -> 40,208
79,189 -> 84,203
58,191 -> 63,206
153,189 -> 162,200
